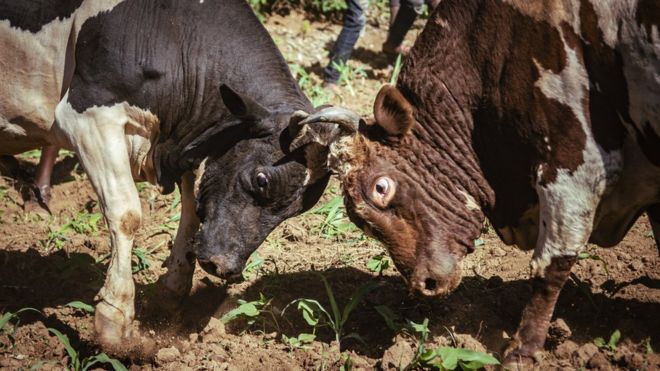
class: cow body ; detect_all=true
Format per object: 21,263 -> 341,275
331,0 -> 659,366
1,0 -> 359,349
0,0 -> 124,209
0,0 -> 124,154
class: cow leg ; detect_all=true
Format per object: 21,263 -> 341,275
25,145 -> 59,213
648,204 -> 660,252
504,256 -> 576,367
504,164 -> 606,367
157,171 -> 200,307
55,100 -> 141,347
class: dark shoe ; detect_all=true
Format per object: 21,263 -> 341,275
382,42 -> 410,57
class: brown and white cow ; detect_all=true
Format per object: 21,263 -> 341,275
329,0 -> 659,366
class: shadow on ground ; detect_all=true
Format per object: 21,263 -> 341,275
1,249 -> 658,361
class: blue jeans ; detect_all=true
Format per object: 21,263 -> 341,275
323,0 -> 427,84
323,0 -> 369,84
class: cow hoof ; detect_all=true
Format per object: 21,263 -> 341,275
155,290 -> 186,319
24,184 -> 51,215
154,275 -> 190,313
502,349 -> 539,370
95,300 -> 133,348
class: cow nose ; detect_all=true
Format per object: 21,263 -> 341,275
198,255 -> 241,279
411,260 -> 462,297
411,275 -> 446,296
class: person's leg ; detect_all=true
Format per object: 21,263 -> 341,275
383,0 -> 424,55
323,0 -> 369,84
390,0 -> 400,25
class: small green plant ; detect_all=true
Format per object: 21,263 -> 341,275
284,273 -> 379,351
65,301 -> 95,314
95,244 -> 158,276
594,329 -> 621,352
67,212 -> 102,234
340,353 -> 353,371
41,212 -> 103,250
310,0 -> 347,14
220,293 -> 269,326
131,247 -> 152,273
578,250 -> 610,278
374,305 -> 404,332
312,195 -> 357,239
155,210 -> 181,238
405,318 -> 432,370
332,60 -> 367,96
389,53 -> 403,85
0,308 -> 41,350
48,328 -> 127,371
289,63 -> 331,106
367,254 -> 391,275
282,333 -> 316,350
43,227 -> 69,250
420,346 -> 501,370
644,338 -> 654,354
404,319 -> 499,370
21,149 -> 42,160
242,252 -> 265,280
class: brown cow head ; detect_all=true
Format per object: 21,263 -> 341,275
330,85 -> 486,297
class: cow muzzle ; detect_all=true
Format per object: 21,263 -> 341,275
197,255 -> 244,279
409,256 -> 462,297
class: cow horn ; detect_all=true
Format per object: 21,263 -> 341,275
289,106 -> 360,152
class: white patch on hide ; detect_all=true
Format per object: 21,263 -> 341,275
531,28 -> 624,275
54,92 -> 160,184
588,0 -> 659,144
0,0 -> 125,154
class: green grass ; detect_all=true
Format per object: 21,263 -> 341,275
594,329 -> 621,353
0,308 -> 41,351
366,254 -> 391,275
284,273 -> 380,351
41,211 -> 102,251
289,63 -> 331,107
373,308 -> 500,370
48,328 -> 127,371
332,60 -> 367,96
311,195 -> 358,239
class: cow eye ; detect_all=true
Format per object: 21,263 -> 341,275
371,176 -> 395,208
256,172 -> 269,189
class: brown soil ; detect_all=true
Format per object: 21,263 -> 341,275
1,11 -> 658,371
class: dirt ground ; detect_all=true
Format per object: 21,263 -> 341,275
1,10 -> 659,371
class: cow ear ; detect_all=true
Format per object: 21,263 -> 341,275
372,84 -> 415,136
220,84 -> 269,120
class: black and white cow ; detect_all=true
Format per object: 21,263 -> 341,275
1,0 -> 360,348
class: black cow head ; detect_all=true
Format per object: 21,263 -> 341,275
190,86 -> 360,278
